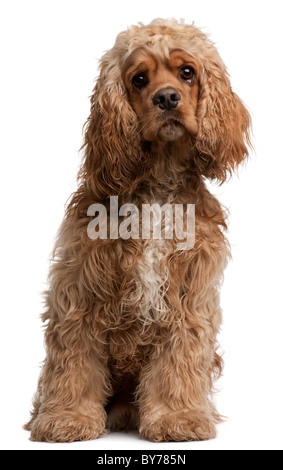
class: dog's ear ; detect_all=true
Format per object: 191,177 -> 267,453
80,54 -> 148,199
195,54 -> 251,182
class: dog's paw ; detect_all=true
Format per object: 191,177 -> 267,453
28,410 -> 107,443
107,402 -> 139,432
139,410 -> 217,442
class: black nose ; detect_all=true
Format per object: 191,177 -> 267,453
152,88 -> 181,110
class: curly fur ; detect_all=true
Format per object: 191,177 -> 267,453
25,19 -> 251,443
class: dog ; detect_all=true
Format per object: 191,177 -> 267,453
25,19 -> 251,442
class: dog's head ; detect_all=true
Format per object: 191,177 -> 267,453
82,19 -> 251,197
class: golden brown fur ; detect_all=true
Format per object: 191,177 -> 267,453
25,19 -> 251,443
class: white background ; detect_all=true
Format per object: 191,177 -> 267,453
1,0 -> 282,451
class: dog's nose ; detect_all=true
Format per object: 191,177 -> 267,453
152,88 -> 181,111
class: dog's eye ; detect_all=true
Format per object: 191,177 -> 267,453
132,73 -> 148,91
179,66 -> 195,84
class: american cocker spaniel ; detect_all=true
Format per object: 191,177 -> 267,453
25,19 -> 251,442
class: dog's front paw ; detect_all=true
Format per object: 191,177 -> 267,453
28,409 -> 107,443
140,410 -> 217,442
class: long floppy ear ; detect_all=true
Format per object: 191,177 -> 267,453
195,54 -> 251,182
80,53 -> 148,200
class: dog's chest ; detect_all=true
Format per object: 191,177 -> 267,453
107,193 -> 176,375
134,238 -> 170,323
108,238 -> 171,377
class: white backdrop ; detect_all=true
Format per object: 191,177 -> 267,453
1,0 -> 282,450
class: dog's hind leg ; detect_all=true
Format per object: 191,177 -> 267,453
106,378 -> 139,432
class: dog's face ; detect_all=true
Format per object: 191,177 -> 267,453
122,47 -> 200,143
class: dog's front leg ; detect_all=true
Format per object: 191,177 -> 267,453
138,321 -> 221,442
25,292 -> 112,442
